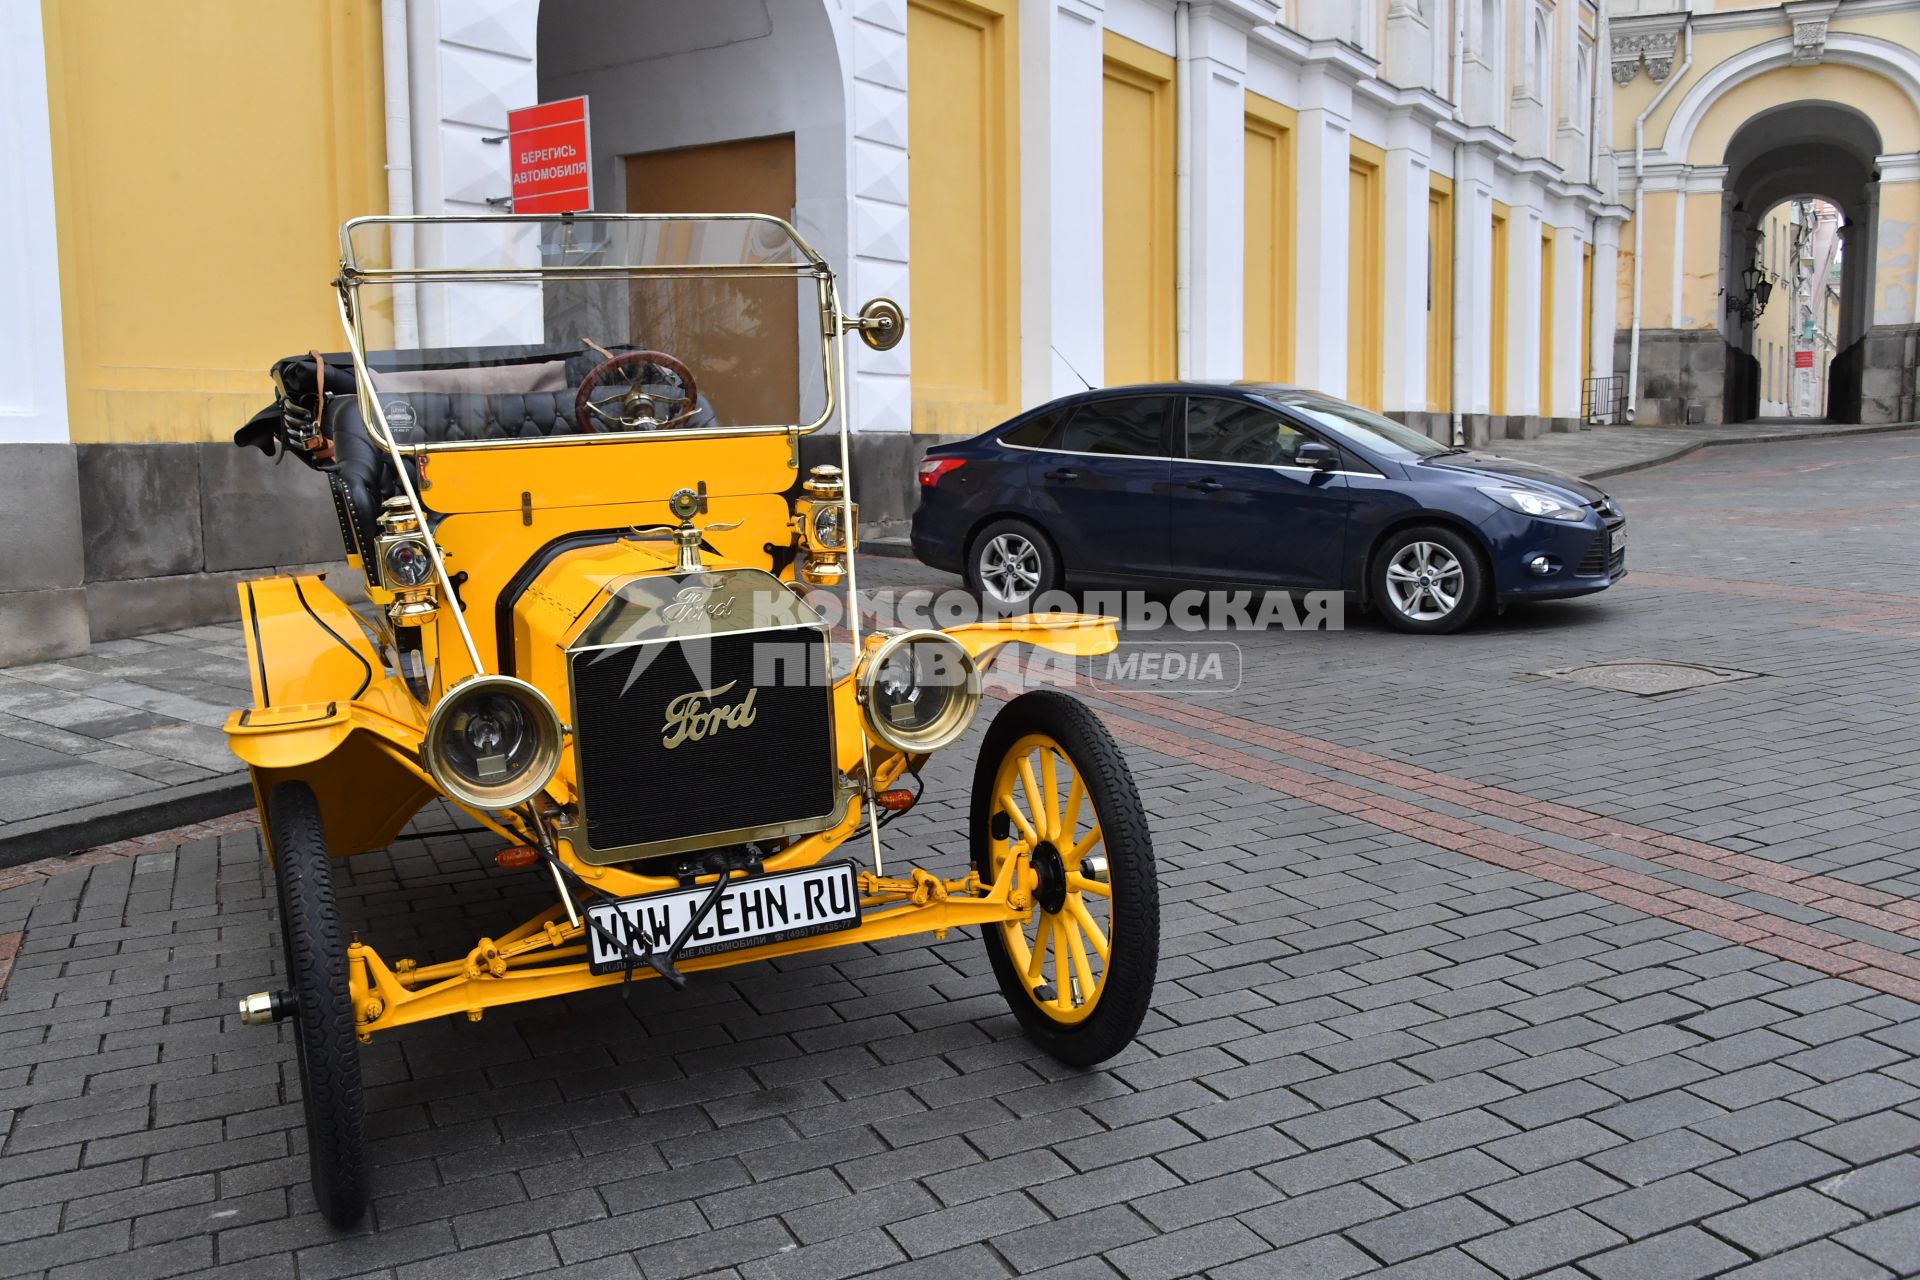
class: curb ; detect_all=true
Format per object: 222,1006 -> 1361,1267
0,774 -> 254,870
1582,420 -> 1920,480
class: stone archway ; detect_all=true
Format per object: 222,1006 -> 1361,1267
1621,30 -> 1920,425
1717,102 -> 1881,421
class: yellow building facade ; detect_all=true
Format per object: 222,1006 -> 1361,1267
8,1 -> 1914,667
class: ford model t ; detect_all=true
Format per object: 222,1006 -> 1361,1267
225,214 -> 1159,1226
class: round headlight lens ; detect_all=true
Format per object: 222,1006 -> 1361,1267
812,504 -> 847,550
859,631 -> 982,753
383,537 -> 434,587
423,676 -> 562,809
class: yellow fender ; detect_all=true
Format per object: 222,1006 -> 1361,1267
943,612 -> 1121,663
226,574 -> 436,857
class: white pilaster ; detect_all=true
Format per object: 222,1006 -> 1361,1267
1293,68 -> 1356,399
1024,0 -> 1106,396
0,0 -> 71,444
1185,4 -> 1255,381
1551,224 -> 1585,419
1382,112 -> 1435,413
1455,142 -> 1497,417
1511,203 -> 1543,416
848,0 -> 910,434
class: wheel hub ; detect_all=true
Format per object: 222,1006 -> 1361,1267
1030,841 -> 1069,914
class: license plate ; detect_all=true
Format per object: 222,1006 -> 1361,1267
1610,526 -> 1627,553
585,861 -> 860,975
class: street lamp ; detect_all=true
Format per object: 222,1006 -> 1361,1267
1727,264 -> 1773,321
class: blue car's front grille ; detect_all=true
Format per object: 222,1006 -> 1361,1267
1577,521 -> 1626,577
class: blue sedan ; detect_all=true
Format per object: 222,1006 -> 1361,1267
909,383 -> 1626,634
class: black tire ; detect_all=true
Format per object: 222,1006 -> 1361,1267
970,691 -> 1158,1066
1369,523 -> 1490,635
268,781 -> 370,1228
965,518 -> 1061,613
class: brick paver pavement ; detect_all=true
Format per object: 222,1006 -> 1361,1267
3,431 -> 1920,1278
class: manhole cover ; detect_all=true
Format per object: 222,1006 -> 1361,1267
1541,661 -> 1763,696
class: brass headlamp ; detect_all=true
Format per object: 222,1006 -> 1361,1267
797,464 -> 857,586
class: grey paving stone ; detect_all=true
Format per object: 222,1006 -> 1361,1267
1701,1140 -> 1849,1199
1461,1208 -> 1625,1278
1720,1240 -> 1895,1280
1468,1162 -> 1628,1224
988,1204 -> 1155,1274
1823,1154 -> 1920,1217
1209,1234 -> 1375,1280
1242,1181 -> 1395,1248
1345,1195 -> 1507,1264
1705,1187 -> 1866,1259
1585,1170 -> 1744,1240
1579,1227 -> 1752,1280
1367,1149 -> 1515,1208
1587,1129 -> 1737,1188
1101,1217 -> 1268,1280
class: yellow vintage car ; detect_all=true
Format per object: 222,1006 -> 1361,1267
225,214 -> 1159,1227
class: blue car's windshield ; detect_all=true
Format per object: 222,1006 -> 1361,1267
1271,395 -> 1451,461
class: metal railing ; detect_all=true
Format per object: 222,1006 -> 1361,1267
1582,376 -> 1625,426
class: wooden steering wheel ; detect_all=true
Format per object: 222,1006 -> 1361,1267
575,349 -> 701,433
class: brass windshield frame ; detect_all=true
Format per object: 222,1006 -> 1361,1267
335,213 -> 840,453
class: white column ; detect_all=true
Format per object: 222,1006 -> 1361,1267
1293,68 -> 1355,399
1552,224 -> 1584,419
1382,111 -> 1435,413
1455,143 -> 1496,417
1512,203 -> 1543,417
1024,0 -> 1105,396
0,0 -> 71,445
1185,5 -> 1252,381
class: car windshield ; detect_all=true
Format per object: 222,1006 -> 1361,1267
339,215 -> 834,444
1269,394 -> 1451,460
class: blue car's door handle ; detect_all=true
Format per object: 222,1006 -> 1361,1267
1044,468 -> 1079,483
1185,477 -> 1224,493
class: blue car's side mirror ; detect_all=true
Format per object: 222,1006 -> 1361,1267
1294,441 -> 1339,471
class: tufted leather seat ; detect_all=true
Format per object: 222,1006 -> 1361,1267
327,379 -> 716,571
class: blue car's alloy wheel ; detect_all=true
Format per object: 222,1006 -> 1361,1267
968,519 -> 1059,610
1372,525 -> 1487,634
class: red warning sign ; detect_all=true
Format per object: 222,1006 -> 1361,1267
507,97 -> 592,215
1794,350 -> 1814,369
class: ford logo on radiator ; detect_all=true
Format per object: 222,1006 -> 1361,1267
661,679 -> 759,750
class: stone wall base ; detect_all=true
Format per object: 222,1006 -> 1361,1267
1858,324 -> 1920,424
0,440 -> 346,667
1613,329 -> 1728,427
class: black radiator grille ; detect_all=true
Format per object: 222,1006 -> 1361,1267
1576,523 -> 1627,577
1577,532 -> 1609,576
569,625 -> 837,853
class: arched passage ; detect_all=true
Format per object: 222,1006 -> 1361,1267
1717,102 -> 1880,421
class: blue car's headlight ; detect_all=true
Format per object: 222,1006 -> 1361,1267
1479,486 -> 1589,521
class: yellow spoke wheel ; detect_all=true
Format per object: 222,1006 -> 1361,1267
971,691 -> 1158,1066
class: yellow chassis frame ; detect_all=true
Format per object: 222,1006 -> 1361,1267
347,840 -> 1040,1039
